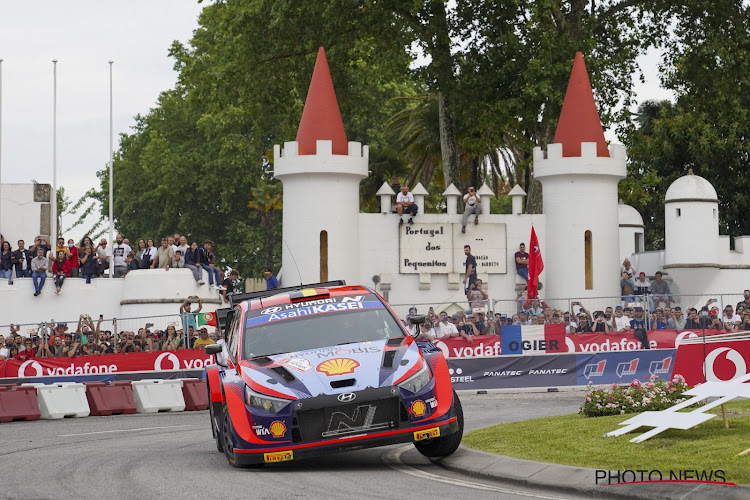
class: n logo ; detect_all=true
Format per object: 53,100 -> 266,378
323,405 -> 376,437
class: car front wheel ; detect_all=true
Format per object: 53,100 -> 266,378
414,390 -> 464,458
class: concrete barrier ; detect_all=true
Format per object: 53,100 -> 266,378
85,382 -> 137,416
181,378 -> 209,411
131,379 -> 185,413
0,385 -> 41,422
23,382 -> 90,419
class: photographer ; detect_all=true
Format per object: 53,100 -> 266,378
180,296 -> 203,334
34,335 -> 53,358
467,279 -> 488,309
64,334 -> 84,357
118,332 -> 141,353
592,311 -> 610,333
630,307 -> 650,349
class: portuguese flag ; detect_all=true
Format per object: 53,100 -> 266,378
197,312 -> 217,327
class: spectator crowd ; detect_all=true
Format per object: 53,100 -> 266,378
0,233 -> 236,297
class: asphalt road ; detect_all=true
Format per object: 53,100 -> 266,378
2,392 -> 585,500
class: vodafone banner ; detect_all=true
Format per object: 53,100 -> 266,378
0,350 -> 214,379
673,337 -> 750,386
434,327 -> 729,358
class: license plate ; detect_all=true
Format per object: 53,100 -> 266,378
263,450 -> 294,463
414,427 -> 440,441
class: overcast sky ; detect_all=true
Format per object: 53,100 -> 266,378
0,2 -> 672,242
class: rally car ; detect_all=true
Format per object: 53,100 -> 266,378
204,281 -> 463,467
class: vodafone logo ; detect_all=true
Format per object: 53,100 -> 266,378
18,360 -> 44,377
564,337 -> 577,352
154,352 -> 180,371
705,347 -> 748,382
436,341 -> 450,358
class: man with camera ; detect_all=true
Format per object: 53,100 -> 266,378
461,186 -> 481,233
118,332 -> 141,353
180,295 -> 203,334
592,311 -> 610,333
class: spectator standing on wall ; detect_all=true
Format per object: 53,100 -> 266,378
154,238 -> 175,269
514,243 -> 529,281
112,234 -> 132,278
52,250 -> 71,295
12,240 -> 31,278
175,236 -> 189,256
0,241 -> 13,285
143,238 -> 158,268
461,186 -> 481,234
55,237 -> 70,259
736,290 -> 750,311
29,236 -> 51,261
650,271 -> 672,308
95,238 -> 111,277
79,245 -> 97,284
223,270 -> 239,304
462,245 -> 477,295
620,272 -> 635,302
396,185 -> 417,226
265,270 -> 279,290
67,239 -> 80,278
31,248 -> 48,296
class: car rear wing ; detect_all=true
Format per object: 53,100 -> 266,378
215,280 -> 348,334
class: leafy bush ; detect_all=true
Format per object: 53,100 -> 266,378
579,374 -> 689,417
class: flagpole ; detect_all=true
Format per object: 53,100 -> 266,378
108,60 -> 114,279
52,59 -> 58,244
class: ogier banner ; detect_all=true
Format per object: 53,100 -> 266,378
0,350 -> 214,378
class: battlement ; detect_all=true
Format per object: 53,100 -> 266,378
533,142 -> 626,162
274,140 -> 369,162
534,141 -> 626,180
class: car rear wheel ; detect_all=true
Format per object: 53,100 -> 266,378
414,390 -> 464,458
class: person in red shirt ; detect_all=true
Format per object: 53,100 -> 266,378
67,238 -> 80,278
52,250 -> 72,295
18,337 -> 36,361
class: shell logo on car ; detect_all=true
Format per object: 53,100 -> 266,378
269,421 -> 287,438
316,358 -> 361,377
411,400 -> 427,417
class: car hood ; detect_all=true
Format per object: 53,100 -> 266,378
239,338 -> 422,399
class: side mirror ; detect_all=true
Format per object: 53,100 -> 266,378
205,344 -> 223,355
410,315 -> 426,325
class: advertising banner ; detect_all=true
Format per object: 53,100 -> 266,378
672,337 -> 750,386
0,350 -> 214,378
446,354 -> 577,390
574,349 -> 677,386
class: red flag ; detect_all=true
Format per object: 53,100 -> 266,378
528,227 -> 544,299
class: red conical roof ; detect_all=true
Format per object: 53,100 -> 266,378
553,52 -> 609,157
295,47 -> 348,155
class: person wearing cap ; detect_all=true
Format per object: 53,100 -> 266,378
575,313 -> 593,333
633,272 -> 652,309
193,327 -> 216,348
666,307 -> 686,331
613,306 -> 630,331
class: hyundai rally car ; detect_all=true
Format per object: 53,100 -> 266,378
204,281 -> 463,467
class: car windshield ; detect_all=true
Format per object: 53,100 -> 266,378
243,298 -> 404,359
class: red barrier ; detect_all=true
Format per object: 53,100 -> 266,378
182,379 -> 208,411
673,337 -> 750,386
0,385 -> 41,422
85,382 -> 137,416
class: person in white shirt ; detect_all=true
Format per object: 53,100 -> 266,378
112,234 -> 132,278
396,185 -> 417,225
174,235 -> 189,256
722,305 -> 741,331
620,258 -> 636,279
613,306 -> 631,331
416,323 -> 436,341
461,186 -> 481,234
434,315 -> 459,339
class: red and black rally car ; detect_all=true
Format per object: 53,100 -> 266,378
204,281 -> 463,467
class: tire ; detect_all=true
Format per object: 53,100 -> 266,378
414,390 -> 464,458
220,404 -> 245,467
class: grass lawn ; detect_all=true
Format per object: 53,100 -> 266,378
464,403 -> 750,485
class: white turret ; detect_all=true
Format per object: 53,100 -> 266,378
273,48 -> 368,285
618,200 -> 645,262
534,52 -> 626,299
664,170 -> 719,267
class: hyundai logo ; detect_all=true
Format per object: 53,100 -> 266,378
261,306 -> 283,314
337,392 -> 356,403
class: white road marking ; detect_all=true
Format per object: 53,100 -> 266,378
61,424 -> 193,438
739,447 -> 750,456
382,445 -> 563,499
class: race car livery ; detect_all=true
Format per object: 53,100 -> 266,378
205,283 -> 463,467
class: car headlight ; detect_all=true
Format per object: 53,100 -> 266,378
245,386 -> 292,414
398,362 -> 432,394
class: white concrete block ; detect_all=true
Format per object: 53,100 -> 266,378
131,379 -> 186,414
23,382 -> 90,419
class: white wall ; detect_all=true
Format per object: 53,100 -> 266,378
1,183 -> 46,245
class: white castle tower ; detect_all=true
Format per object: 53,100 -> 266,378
534,52 -> 626,299
274,48 -> 368,285
664,170 -> 719,267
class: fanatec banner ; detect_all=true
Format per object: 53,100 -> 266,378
446,354 -> 578,390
